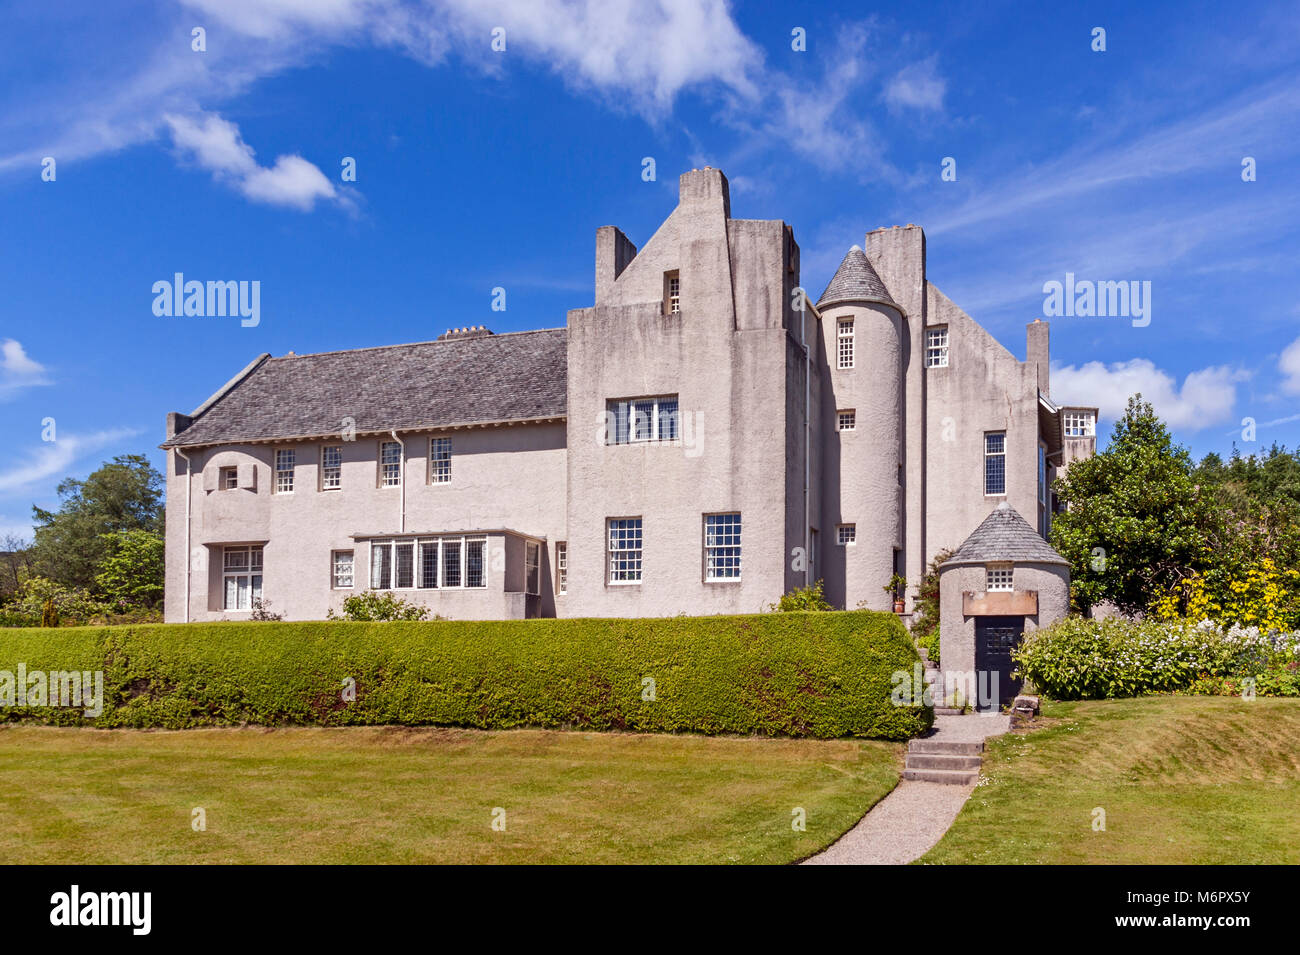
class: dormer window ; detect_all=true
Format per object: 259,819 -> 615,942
664,271 -> 681,315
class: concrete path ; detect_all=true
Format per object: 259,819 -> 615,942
802,714 -> 1011,866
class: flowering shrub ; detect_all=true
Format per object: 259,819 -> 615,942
1014,616 -> 1300,699
1151,558 -> 1300,632
326,590 -> 434,621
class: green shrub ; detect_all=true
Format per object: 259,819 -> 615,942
326,590 -> 434,621
915,628 -> 940,665
8,577 -> 108,625
1015,617 -> 1300,699
0,610 -> 931,739
769,580 -> 832,612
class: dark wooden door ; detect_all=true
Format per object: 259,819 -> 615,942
975,615 -> 1024,709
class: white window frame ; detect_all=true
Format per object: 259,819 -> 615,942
666,271 -> 681,315
925,326 -> 949,368
986,563 -> 1014,592
704,513 -> 742,582
837,409 -> 856,432
429,437 -> 451,485
222,545 -> 263,611
379,441 -> 402,488
332,550 -> 354,589
984,431 -> 1006,496
555,541 -> 567,595
219,466 -> 238,490
607,517 -> 643,584
370,536 -> 487,590
837,524 -> 856,546
274,448 -> 295,494
321,445 -> 342,490
1064,411 -> 1096,437
607,396 -> 680,445
837,318 -> 855,369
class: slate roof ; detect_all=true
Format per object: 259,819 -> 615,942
163,328 -> 568,448
943,501 -> 1069,567
817,245 -> 899,310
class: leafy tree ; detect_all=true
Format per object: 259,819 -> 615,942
1051,395 -> 1215,614
94,529 -> 165,608
0,535 -> 32,601
30,455 -> 164,591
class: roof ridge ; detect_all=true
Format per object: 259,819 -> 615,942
266,326 -> 568,362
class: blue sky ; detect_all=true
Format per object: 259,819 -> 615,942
2,0 -> 1298,540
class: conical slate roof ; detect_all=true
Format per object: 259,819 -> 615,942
943,501 -> 1069,567
817,245 -> 899,310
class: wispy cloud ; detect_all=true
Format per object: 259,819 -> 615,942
165,111 -> 351,212
1,2 -> 920,201
0,428 -> 143,494
1280,335 -> 1300,396
182,0 -> 763,112
883,57 -> 945,112
0,339 -> 51,401
1052,359 -> 1247,432
925,76 -> 1300,239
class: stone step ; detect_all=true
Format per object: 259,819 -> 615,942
905,753 -> 982,771
903,768 -> 978,785
907,739 -> 984,756
933,706 -> 963,716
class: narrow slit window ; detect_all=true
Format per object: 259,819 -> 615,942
985,432 -> 1006,496
837,318 -> 854,369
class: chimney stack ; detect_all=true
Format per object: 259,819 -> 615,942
1026,319 -> 1050,396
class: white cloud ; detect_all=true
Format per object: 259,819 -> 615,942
1,3 -> 913,200
0,339 -> 51,401
883,57 -> 945,112
164,112 -> 348,212
1279,335 -> 1300,395
182,0 -> 763,114
0,429 -> 143,494
1052,358 -> 1246,432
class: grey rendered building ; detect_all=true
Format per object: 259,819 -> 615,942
161,167 -> 1095,622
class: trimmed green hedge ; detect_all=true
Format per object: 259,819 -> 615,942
0,610 -> 931,739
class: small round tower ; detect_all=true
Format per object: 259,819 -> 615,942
817,245 -> 904,611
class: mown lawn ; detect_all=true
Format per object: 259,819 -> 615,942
0,725 -> 900,864
921,696 -> 1300,864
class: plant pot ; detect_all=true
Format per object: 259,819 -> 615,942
893,599 -> 906,613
